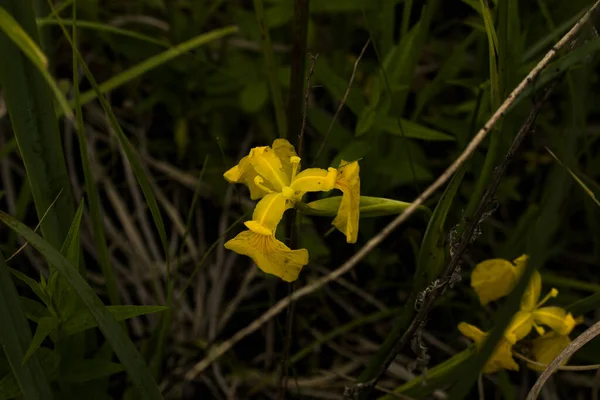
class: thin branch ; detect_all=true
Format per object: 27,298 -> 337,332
513,351 -> 600,371
183,1 -> 600,381
526,319 -> 600,400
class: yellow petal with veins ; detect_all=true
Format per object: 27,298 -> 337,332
290,167 -> 337,197
471,258 -> 519,305
224,230 -> 308,282
529,332 -> 571,371
332,160 -> 360,243
248,146 -> 290,191
458,322 -> 519,373
223,155 -> 272,200
533,307 -> 577,336
272,139 -> 298,179
251,193 -> 289,232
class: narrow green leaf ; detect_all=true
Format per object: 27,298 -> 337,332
0,252 -> 53,400
62,359 -> 125,383
375,117 -> 455,141
253,0 -> 287,137
0,7 -> 72,119
36,18 -> 170,47
299,196 -> 431,218
70,6 -> 120,306
19,297 -> 52,323
61,305 -> 168,337
380,348 -> 476,399
0,212 -> 162,400
61,25 -> 239,114
22,317 -> 59,365
0,0 -> 75,252
416,163 -> 467,285
9,268 -> 51,309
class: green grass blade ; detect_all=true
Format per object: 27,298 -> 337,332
253,0 -> 287,138
22,317 -> 59,365
71,6 -> 120,306
0,212 -> 162,400
58,25 -> 238,115
36,18 -> 170,47
0,252 -> 54,400
0,0 -> 75,251
416,163 -> 467,285
0,7 -> 72,119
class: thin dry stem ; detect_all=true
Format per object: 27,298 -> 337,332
184,0 -> 600,382
526,319 -> 600,400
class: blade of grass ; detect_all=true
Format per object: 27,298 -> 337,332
56,25 -> 239,116
0,0 -> 75,252
0,7 -> 72,119
253,0 -> 287,138
0,212 -> 162,400
36,18 -> 170,47
0,252 -> 53,400
71,3 -> 119,306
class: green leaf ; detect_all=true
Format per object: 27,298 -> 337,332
239,80 -> 268,113
22,317 -> 59,365
62,306 -> 169,337
380,348 -> 476,399
0,252 -> 53,400
19,297 -> 52,323
0,212 -> 162,400
355,105 -> 377,136
0,7 -> 72,119
63,25 -> 239,113
9,268 -> 51,309
62,359 -> 125,383
299,196 -> 431,218
314,58 -> 365,115
375,117 -> 455,141
36,18 -> 169,47
416,163 -> 467,285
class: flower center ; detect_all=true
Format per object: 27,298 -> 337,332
281,186 -> 295,199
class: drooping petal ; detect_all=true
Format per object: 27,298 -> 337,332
272,139 -> 298,179
290,167 -> 337,198
223,155 -> 272,200
248,146 -> 290,190
529,332 -> 571,371
505,310 -> 534,344
471,258 -> 519,305
521,271 -> 542,311
484,338 -> 520,373
332,160 -> 360,243
513,254 -> 529,274
224,230 -> 309,282
251,193 -> 289,232
533,307 -> 577,336
458,322 -> 519,373
458,322 -> 486,343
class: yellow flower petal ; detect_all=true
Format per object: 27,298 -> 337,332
290,167 -> 337,197
458,322 -> 485,343
533,307 -> 577,336
505,310 -> 534,344
512,254 -> 529,274
224,230 -> 308,282
458,322 -> 519,373
521,271 -> 542,311
332,160 -> 360,243
272,138 -> 298,180
471,258 -> 519,305
251,193 -> 289,232
529,332 -> 571,371
223,156 -> 271,200
248,146 -> 290,191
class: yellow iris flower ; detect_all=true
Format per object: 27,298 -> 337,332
462,254 -> 582,373
223,139 -> 360,281
458,322 -> 519,373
